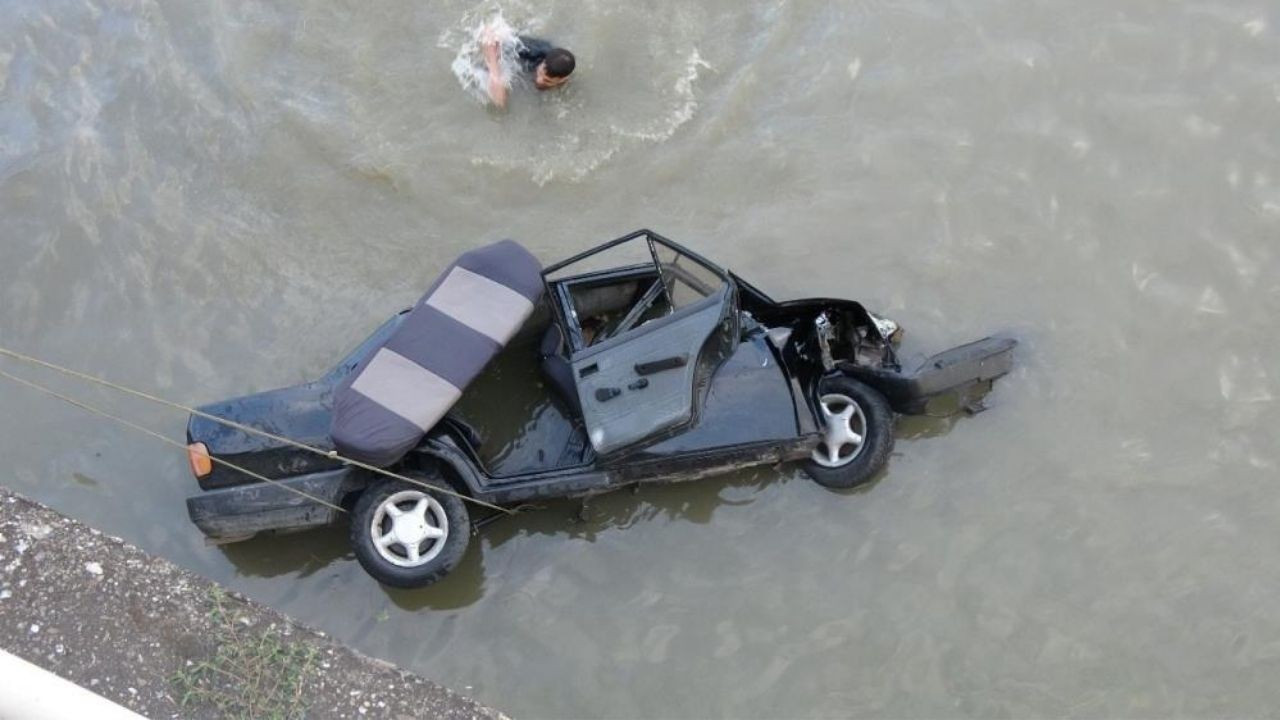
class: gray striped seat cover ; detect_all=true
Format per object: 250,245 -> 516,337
331,239 -> 543,467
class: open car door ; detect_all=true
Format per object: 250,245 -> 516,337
545,232 -> 736,456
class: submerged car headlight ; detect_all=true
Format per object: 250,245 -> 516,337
868,313 -> 903,346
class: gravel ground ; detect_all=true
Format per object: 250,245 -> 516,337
0,486 -> 507,720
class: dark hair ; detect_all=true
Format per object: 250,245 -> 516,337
544,48 -> 576,78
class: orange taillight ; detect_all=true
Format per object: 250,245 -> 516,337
187,442 -> 212,478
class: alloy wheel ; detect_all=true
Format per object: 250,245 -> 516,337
369,490 -> 449,567
811,393 -> 867,468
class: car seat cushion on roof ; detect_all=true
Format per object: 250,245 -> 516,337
331,239 -> 544,467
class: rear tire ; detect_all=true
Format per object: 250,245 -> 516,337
803,376 -> 895,489
350,473 -> 471,588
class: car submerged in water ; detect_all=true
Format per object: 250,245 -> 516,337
185,230 -> 1015,587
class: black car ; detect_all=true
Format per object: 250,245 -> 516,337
185,230 -> 1016,587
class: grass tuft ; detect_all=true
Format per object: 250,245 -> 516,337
170,587 -> 319,720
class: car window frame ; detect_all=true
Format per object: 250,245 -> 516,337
543,230 -> 731,356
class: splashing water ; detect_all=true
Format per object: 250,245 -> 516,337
439,4 -> 711,184
450,14 -> 524,106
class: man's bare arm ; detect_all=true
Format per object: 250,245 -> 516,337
482,33 -> 508,109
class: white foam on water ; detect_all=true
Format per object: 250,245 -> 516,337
1131,263 -> 1159,292
611,49 -> 710,144
1223,242 -> 1258,285
847,57 -> 862,81
1219,354 -> 1274,404
439,4 -> 714,185
465,45 -> 711,185
449,13 -> 523,106
1196,286 -> 1227,314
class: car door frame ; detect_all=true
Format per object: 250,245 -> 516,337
542,230 -> 740,457
542,229 -> 734,348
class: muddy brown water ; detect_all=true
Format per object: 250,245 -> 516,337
2,1 -> 1279,717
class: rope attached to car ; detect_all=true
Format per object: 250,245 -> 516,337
0,368 -> 348,513
0,346 -> 514,515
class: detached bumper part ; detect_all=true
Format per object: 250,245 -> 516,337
842,336 -> 1016,414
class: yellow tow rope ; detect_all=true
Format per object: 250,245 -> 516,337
0,346 -> 513,515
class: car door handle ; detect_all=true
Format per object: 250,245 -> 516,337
634,354 -> 688,375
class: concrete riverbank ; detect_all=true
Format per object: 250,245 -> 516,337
0,486 -> 505,719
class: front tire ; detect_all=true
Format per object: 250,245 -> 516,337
803,376 -> 895,489
351,474 -> 471,588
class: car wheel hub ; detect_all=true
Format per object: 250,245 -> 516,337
812,393 -> 866,468
371,490 -> 448,568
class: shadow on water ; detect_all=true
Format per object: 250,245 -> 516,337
897,412 -> 963,440
214,521 -> 489,609
216,524 -> 352,579
212,463 -> 789,605
895,383 -> 997,440
383,465 -> 783,610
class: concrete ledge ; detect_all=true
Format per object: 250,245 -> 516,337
0,486 -> 506,719
0,648 -> 146,719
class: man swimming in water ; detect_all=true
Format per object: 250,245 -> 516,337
481,29 -> 575,109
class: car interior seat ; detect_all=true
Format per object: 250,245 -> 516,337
539,323 -> 582,416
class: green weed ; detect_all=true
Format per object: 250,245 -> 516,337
170,587 -> 319,720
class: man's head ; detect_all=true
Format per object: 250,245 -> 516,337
535,48 -> 575,89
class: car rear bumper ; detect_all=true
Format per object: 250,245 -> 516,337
186,468 -> 359,541
842,336 -> 1017,414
